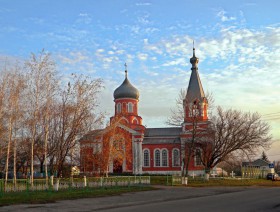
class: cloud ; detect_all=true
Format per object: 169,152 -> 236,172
162,58 -> 187,67
217,10 -> 236,22
76,13 -> 92,24
58,51 -> 89,65
137,53 -> 148,61
135,3 -> 151,6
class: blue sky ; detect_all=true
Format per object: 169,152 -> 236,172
0,0 -> 280,161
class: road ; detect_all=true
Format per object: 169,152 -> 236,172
1,186 -> 280,212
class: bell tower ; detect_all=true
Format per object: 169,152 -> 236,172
183,46 -> 208,128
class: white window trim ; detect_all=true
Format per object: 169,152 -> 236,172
120,117 -> 129,124
161,148 -> 169,167
127,102 -> 133,113
172,148 -> 180,167
132,117 -> 139,124
154,149 -> 161,167
116,103 -> 121,113
143,149 -> 150,167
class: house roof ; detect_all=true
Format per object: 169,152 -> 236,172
242,159 -> 270,167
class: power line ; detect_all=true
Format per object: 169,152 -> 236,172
262,112 -> 280,117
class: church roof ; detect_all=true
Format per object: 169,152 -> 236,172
144,127 -> 181,137
185,47 -> 206,103
113,69 -> 139,100
143,127 -> 181,144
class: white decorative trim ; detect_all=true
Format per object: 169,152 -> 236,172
143,149 -> 150,167
154,148 -> 161,167
172,148 -> 180,167
132,117 -> 139,124
161,148 -> 169,167
116,103 -> 121,114
127,102 -> 133,113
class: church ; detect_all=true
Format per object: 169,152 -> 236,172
79,47 -> 210,176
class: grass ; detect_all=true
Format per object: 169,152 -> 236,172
150,175 -> 280,187
188,178 -> 280,187
0,186 -> 155,207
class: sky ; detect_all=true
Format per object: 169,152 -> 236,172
0,0 -> 280,161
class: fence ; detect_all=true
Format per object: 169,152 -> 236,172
0,176 -> 150,194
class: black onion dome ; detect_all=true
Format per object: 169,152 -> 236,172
113,75 -> 139,100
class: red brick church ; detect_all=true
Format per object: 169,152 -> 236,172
80,47 -> 209,176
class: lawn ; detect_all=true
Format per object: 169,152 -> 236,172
0,186 -> 154,207
150,175 -> 280,187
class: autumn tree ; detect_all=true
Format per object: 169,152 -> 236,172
47,74 -> 103,177
24,50 -> 57,186
0,68 -> 25,190
0,71 -> 8,176
0,51 -> 104,184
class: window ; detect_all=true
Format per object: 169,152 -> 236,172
127,102 -> 133,113
162,149 -> 168,167
132,118 -> 138,124
116,103 -> 121,113
195,149 -> 202,166
172,149 -> 180,167
143,149 -> 150,167
154,149 -> 161,167
113,140 -> 123,151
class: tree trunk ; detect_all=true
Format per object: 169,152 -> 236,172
5,117 -> 13,191
13,136 -> 17,189
204,167 -> 211,181
44,129 -> 49,185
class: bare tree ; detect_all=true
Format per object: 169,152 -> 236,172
200,106 -> 272,174
166,88 -> 214,126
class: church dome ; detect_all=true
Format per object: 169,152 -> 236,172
113,71 -> 139,100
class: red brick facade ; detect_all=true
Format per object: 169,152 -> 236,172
80,48 -> 210,176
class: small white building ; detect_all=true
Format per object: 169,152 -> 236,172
242,159 -> 274,178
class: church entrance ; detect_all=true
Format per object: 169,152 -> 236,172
113,159 -> 123,173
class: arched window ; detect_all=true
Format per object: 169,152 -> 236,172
143,149 -> 150,167
127,102 -> 133,113
132,118 -> 138,124
162,149 -> 168,167
116,103 -> 121,113
154,149 -> 161,167
195,149 -> 202,166
122,102 -> 126,112
172,149 -> 180,167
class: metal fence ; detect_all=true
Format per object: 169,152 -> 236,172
0,176 -> 150,194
